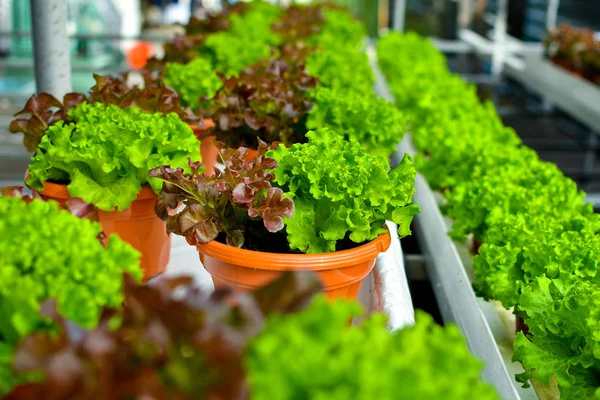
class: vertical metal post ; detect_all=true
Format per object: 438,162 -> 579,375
457,0 -> 473,30
491,0 -> 508,77
30,0 -> 72,98
392,0 -> 406,33
546,0 -> 560,31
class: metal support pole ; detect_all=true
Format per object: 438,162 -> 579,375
546,0 -> 560,31
491,0 -> 508,77
392,0 -> 406,33
30,0 -> 72,98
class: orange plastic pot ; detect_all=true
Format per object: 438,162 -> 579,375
197,232 -> 391,300
191,119 -> 217,176
38,181 -> 170,281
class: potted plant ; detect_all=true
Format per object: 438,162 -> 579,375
12,95 -> 201,280
150,129 -> 419,299
0,191 -> 141,395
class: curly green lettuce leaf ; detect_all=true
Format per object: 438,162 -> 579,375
26,102 -> 201,211
247,301 -> 499,400
513,276 -> 600,399
163,58 -> 223,111
269,129 -> 419,254
307,86 -> 407,158
444,156 -> 588,242
473,210 -> 600,309
201,3 -> 282,78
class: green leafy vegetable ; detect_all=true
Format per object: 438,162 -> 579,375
307,86 -> 407,157
443,153 -> 588,242
201,2 -> 282,78
473,210 -> 600,309
26,102 -> 201,211
0,196 -> 141,394
513,276 -> 600,399
269,129 -> 419,253
163,58 -> 223,112
378,31 -> 600,396
247,302 -> 500,400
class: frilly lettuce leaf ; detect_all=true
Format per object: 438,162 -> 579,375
163,58 -> 222,111
26,102 -> 201,211
307,86 -> 408,158
269,129 -> 419,254
247,302 -> 500,400
513,276 -> 600,398
473,210 -> 600,309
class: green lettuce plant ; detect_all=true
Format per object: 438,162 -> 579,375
378,31 -> 600,396
513,276 -> 600,399
163,58 -> 223,111
305,10 -> 373,95
473,210 -> 600,309
0,195 -> 141,394
26,102 -> 201,211
304,8 -> 374,95
443,157 -> 588,242
306,86 -> 407,157
305,47 -> 374,95
201,2 -> 282,78
269,129 -> 419,253
247,300 -> 500,400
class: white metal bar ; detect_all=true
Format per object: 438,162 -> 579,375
505,54 -> 600,134
457,0 -> 474,30
392,0 -> 406,33
491,0 -> 509,77
29,0 -> 71,98
546,0 -> 560,31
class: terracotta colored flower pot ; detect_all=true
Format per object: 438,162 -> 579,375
197,232 -> 391,300
38,181 -> 170,281
190,119 -> 217,176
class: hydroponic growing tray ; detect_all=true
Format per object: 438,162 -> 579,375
367,41 -> 538,400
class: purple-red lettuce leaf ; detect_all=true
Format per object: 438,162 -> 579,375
150,141 -> 294,249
